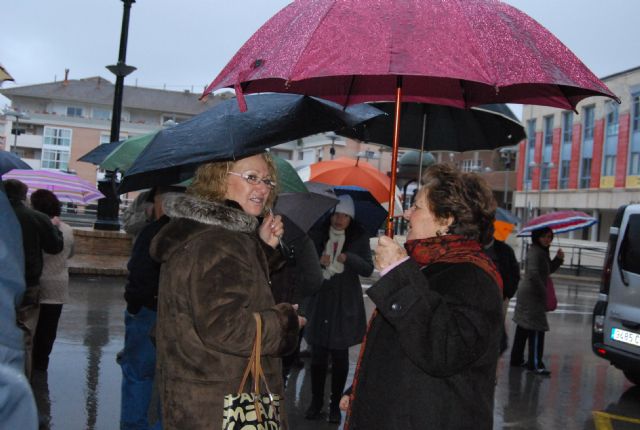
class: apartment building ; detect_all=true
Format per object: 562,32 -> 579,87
0,75 -> 399,198
514,66 -> 640,241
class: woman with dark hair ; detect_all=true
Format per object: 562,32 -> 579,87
150,153 -> 303,430
303,194 -> 373,424
510,226 -> 564,375
342,163 -> 503,430
29,189 -> 74,372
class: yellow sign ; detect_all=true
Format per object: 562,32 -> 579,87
626,176 -> 640,188
600,176 -> 615,188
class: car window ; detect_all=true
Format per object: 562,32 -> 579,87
620,214 -> 640,275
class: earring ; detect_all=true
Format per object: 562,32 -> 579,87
436,228 -> 447,237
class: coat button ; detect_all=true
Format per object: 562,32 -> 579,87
391,303 -> 402,312
324,319 -> 329,324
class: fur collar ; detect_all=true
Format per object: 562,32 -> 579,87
162,193 -> 258,233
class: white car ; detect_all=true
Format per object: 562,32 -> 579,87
592,204 -> 640,385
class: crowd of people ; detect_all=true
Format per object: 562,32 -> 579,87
1,154 -> 565,430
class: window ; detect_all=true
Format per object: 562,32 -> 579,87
44,127 -> 71,147
541,115 -> 553,190
93,108 -> 111,121
66,106 -> 83,118
461,159 -> 482,172
559,112 -> 573,189
42,127 -> 71,170
525,119 -> 536,190
630,93 -> 640,176
580,106 -> 595,188
620,215 -> 640,275
602,101 -> 619,177
41,149 -> 70,170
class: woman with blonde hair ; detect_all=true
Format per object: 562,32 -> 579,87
151,152 -> 303,430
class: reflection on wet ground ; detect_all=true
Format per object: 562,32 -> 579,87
32,275 -> 639,430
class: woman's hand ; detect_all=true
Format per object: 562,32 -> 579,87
336,253 -> 347,263
374,235 -> 407,272
339,394 -> 350,411
292,304 -> 307,329
556,248 -> 565,261
320,254 -> 331,267
259,212 -> 284,248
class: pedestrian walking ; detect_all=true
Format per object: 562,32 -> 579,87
150,153 -> 303,430
304,194 -> 373,424
30,189 -> 75,373
510,226 -> 564,375
342,164 -> 503,430
118,186 -> 181,430
3,179 -> 63,380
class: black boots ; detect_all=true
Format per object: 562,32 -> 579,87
305,364 -> 326,420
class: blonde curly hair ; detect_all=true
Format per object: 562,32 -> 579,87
187,152 -> 278,213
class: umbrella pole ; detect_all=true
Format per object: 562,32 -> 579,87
385,77 -> 402,238
417,110 -> 427,190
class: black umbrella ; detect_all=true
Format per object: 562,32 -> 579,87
119,93 -> 383,193
337,103 -> 525,152
0,151 -> 31,177
77,139 -> 125,165
274,192 -> 339,242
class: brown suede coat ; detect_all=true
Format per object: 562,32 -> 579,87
150,193 -> 299,430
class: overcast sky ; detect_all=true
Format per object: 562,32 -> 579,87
2,0 -> 639,119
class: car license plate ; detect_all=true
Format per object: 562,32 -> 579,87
611,327 -> 640,347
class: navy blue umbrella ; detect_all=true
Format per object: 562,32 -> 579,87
307,182 -> 388,237
0,151 -> 31,177
119,93 -> 384,193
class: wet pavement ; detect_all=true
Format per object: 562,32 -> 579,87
32,275 -> 640,430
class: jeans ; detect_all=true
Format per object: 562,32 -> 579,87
118,307 -> 161,430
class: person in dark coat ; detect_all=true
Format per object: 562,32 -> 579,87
485,236 -> 520,354
269,216 -> 324,385
342,164 -> 503,430
119,186 -> 181,430
510,226 -> 564,375
304,194 -> 373,424
3,179 -> 63,380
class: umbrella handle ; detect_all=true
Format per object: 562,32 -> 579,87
385,77 -> 403,238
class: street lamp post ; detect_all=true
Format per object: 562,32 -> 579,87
499,146 -> 517,209
528,161 -> 554,218
94,0 -> 137,231
3,108 -> 29,153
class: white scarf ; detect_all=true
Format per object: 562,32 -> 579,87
322,226 -> 346,280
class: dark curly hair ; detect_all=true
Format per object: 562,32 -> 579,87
421,163 -> 496,244
30,189 -> 61,218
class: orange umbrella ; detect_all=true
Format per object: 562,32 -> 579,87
305,157 -> 391,205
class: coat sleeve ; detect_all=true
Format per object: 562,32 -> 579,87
189,238 -> 299,358
366,259 -> 501,377
343,233 -> 374,277
37,213 -> 63,255
292,234 -> 324,299
526,247 -> 549,298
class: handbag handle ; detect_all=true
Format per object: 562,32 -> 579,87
237,313 -> 273,395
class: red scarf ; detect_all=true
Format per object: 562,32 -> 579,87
404,235 -> 503,290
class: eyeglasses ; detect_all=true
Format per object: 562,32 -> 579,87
227,171 -> 277,190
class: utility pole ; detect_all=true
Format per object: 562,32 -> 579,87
94,0 -> 137,231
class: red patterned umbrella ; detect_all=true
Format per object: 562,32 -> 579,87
204,0 -> 618,234
517,210 -> 598,237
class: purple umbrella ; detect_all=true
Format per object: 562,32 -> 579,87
3,169 -> 104,204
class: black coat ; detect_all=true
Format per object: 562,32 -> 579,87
485,239 -> 521,299
347,259 -> 503,430
304,221 -> 373,350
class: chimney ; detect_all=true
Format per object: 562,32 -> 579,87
63,69 -> 69,86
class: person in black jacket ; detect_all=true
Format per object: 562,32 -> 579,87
485,236 -> 520,354
118,186 -> 179,430
304,195 -> 373,424
342,164 -> 503,430
4,179 -> 63,381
